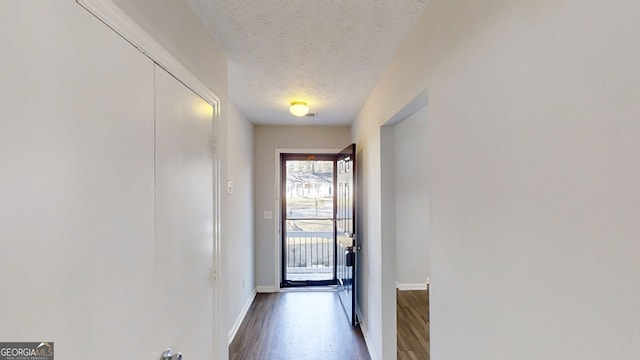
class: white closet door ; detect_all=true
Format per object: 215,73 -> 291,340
153,65 -> 215,359
0,2 -> 155,359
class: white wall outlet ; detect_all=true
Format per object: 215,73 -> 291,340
264,210 -> 273,219
227,180 -> 233,193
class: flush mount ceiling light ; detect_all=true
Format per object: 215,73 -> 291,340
289,101 -> 309,117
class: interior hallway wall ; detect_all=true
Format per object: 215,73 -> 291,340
352,0 -> 640,359
0,3 -> 154,358
394,107 -> 429,287
226,104 -> 256,339
113,0 -> 228,96
254,125 -> 351,290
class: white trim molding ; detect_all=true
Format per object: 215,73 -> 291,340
256,286 -> 277,293
228,289 -> 257,345
356,307 -> 378,360
397,283 -> 428,291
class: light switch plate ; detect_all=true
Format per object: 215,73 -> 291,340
264,210 -> 273,219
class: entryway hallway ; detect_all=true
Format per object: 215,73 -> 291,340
230,291 -> 370,360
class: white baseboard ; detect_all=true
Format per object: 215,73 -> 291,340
356,306 -> 379,360
397,283 -> 428,291
228,289 -> 257,345
256,285 -> 276,293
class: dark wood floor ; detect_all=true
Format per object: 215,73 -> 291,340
230,291 -> 371,360
397,290 -> 430,360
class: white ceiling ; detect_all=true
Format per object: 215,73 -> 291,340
186,0 -> 427,125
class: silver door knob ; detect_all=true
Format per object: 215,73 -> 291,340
161,349 -> 173,360
161,348 -> 183,360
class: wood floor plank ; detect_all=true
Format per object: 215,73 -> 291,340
231,289 -> 429,359
397,290 -> 429,360
230,291 -> 371,360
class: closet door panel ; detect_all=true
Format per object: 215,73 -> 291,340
153,65 -> 215,359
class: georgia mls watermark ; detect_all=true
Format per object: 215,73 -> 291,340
0,343 -> 53,360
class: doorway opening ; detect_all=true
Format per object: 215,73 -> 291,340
280,154 -> 338,287
278,144 -> 358,325
380,90 -> 430,358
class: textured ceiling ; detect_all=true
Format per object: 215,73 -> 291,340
186,0 -> 427,125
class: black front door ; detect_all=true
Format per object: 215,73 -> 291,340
336,144 -> 357,325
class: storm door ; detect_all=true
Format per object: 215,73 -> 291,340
281,154 -> 338,287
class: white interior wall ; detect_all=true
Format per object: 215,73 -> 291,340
351,123 -> 386,359
0,4 -> 155,358
226,104 -> 256,340
254,125 -> 351,290
394,107 -> 429,287
378,127 -> 397,359
352,0 -> 640,359
113,0 -> 228,96
1,2 -> 162,358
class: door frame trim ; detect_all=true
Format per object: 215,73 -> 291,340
273,148 -> 343,291
379,89 -> 428,359
279,153 -> 339,287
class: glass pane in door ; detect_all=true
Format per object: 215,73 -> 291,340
283,159 -> 336,284
285,160 -> 334,218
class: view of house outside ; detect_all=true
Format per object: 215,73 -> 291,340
284,160 -> 335,280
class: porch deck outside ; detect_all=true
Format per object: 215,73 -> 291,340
286,230 -> 334,281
